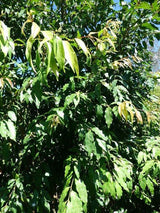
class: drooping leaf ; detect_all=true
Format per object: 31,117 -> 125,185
25,36 -> 36,72
31,22 -> 40,38
21,19 -> 32,36
75,38 -> 90,58
74,166 -> 80,179
45,41 -> 59,78
135,109 -> 143,124
139,177 -> 147,190
54,36 -> 65,70
63,40 -> 79,76
66,191 -> 83,213
58,187 -> 70,213
75,179 -> 88,203
146,178 -> 154,195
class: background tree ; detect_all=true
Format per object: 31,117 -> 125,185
0,0 -> 160,212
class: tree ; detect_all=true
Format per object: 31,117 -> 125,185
0,0 -> 160,212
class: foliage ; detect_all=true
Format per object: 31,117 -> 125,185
0,0 -> 160,212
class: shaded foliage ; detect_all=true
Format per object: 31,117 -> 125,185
0,0 -> 160,212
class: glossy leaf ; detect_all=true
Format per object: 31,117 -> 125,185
63,40 -> 79,76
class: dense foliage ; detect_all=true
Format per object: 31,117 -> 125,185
0,0 -> 160,212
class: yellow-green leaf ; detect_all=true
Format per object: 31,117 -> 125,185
31,22 -> 40,39
75,38 -> 90,58
135,109 -> 143,124
41,31 -> 53,40
63,40 -> 79,76
26,36 -> 36,73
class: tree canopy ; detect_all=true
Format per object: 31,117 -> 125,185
0,0 -> 160,212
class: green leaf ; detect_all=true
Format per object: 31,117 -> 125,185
75,38 -> 90,58
65,160 -> 71,178
36,49 -> 41,69
64,93 -> 76,107
0,121 -> 8,138
137,151 -> 145,164
84,130 -> 95,155
8,111 -> 17,122
96,139 -> 107,152
74,166 -> 80,179
142,23 -> 158,30
96,105 -> 103,118
50,48 -> 59,79
6,120 -> 16,141
44,198 -> 50,211
66,191 -> 83,213
142,160 -> 155,173
103,181 -> 116,197
105,107 -> 113,128
25,22 -> 40,73
115,181 -> 123,198
54,36 -> 65,70
116,177 -> 128,192
75,179 -> 88,203
136,2 -> 151,9
139,177 -> 146,190
115,167 -> 129,192
63,40 -> 79,76
46,41 -> 53,74
26,36 -> 36,72
43,40 -> 59,79
146,178 -> 154,195
92,127 -> 107,141
58,187 -> 70,213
